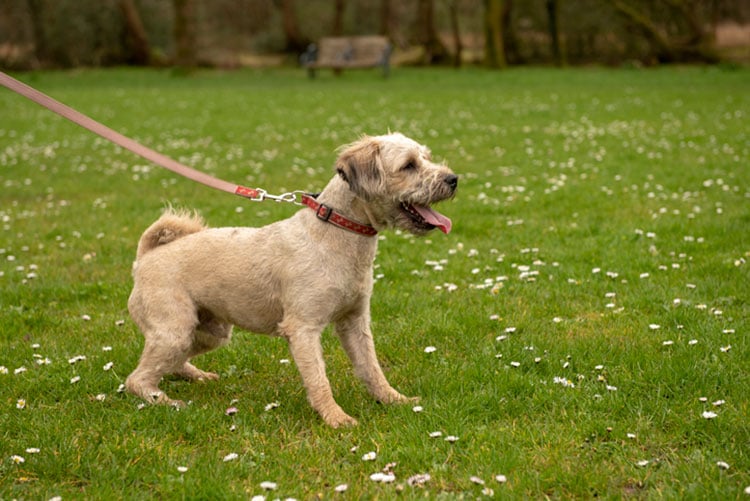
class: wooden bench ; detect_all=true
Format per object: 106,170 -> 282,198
300,36 -> 392,78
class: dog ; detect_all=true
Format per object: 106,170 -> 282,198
125,132 -> 457,427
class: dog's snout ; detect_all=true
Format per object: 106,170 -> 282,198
445,174 -> 458,190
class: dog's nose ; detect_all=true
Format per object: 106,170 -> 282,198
445,174 -> 458,190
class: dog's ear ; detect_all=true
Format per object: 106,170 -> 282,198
335,137 -> 383,200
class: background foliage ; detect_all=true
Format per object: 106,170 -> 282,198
0,0 -> 749,69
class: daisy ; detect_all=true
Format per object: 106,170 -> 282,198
260,481 -> 277,491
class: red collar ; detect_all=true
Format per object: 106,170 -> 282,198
300,194 -> 378,237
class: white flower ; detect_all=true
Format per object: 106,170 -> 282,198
627,433 -> 636,439
702,411 -> 718,419
412,405 -> 424,413
103,362 -> 114,371
648,324 -> 660,330
510,361 -> 520,368
720,345 -> 732,352
712,400 -> 725,407
429,431 -> 443,438
470,476 -> 485,485
361,451 -> 377,461
407,473 -> 431,486
177,466 -> 188,473
688,339 -> 698,345
334,484 -> 348,493
14,366 -> 27,375
424,346 -> 437,353
260,481 -> 277,491
25,448 -> 40,454
16,399 -> 26,409
637,460 -> 650,467
662,340 -> 674,346
716,461 -> 730,470
70,376 -> 81,384
10,455 -> 25,464
264,402 -> 280,411
444,435 -> 459,443
95,394 -> 106,401
370,472 -> 396,483
81,314 -> 91,321
495,474 -> 507,483
222,452 -> 239,462
0,366 -> 7,374
606,385 -> 618,391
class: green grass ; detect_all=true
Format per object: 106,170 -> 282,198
1,66 -> 748,499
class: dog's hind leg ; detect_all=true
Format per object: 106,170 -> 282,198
174,311 -> 231,382
335,313 -> 416,404
126,291 -> 200,407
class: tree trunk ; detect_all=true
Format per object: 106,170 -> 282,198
415,0 -> 450,65
26,0 -> 49,68
173,0 -> 196,67
546,0 -> 565,66
380,0 -> 394,38
275,0 -> 308,53
484,0 -> 507,68
119,0 -> 151,65
448,0 -> 463,67
332,0 -> 346,36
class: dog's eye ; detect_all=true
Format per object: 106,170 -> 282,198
402,161 -> 417,172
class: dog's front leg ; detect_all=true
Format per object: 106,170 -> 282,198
335,313 -> 417,405
281,319 -> 358,428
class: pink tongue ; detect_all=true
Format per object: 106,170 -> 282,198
414,205 -> 452,234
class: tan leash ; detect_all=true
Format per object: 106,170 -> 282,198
0,70 -> 279,202
0,71 -> 377,236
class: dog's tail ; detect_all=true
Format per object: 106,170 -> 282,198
135,208 -> 206,259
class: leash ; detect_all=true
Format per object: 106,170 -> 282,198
0,71 -> 377,236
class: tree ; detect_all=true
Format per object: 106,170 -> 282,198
484,0 -> 511,68
609,0 -> 719,63
546,0 -> 565,66
173,0 -> 196,67
119,0 -> 151,65
415,0 -> 450,64
273,0 -> 309,53
26,0 -> 49,68
332,0 -> 346,36
380,0 -> 395,39
446,0 -> 463,67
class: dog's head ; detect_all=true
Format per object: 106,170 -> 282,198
335,133 -> 457,235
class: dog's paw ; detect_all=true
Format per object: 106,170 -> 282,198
321,406 -> 359,428
196,371 -> 220,382
327,413 -> 359,428
377,389 -> 418,405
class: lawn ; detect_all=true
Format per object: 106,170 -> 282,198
1,66 -> 748,499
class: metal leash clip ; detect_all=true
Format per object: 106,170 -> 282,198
250,189 -> 306,205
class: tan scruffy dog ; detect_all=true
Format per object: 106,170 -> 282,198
126,132 -> 457,427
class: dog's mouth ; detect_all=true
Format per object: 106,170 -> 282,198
400,203 -> 452,234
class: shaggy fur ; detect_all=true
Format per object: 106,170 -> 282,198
125,133 -> 458,427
